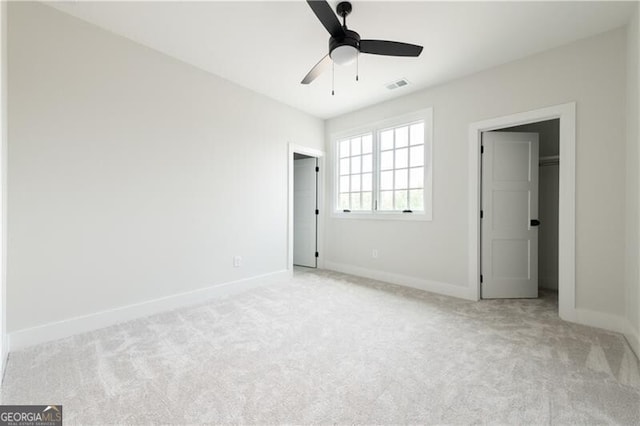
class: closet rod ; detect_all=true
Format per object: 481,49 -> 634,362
539,155 -> 559,167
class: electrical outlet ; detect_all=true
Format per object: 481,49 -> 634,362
372,249 -> 379,259
233,256 -> 242,268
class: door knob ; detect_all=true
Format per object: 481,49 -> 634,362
530,219 -> 541,226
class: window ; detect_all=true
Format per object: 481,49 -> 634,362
333,108 -> 432,220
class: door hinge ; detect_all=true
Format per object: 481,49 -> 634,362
315,166 -> 319,172
315,209 -> 319,215
480,274 -> 483,283
480,210 -> 484,219
481,145 -> 484,154
315,251 -> 319,258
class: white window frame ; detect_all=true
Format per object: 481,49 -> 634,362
331,108 -> 433,221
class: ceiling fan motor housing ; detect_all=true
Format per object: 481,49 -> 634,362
329,29 -> 360,65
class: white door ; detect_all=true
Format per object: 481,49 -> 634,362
293,157 -> 317,267
481,132 -> 539,298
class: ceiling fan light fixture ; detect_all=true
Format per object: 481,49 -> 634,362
330,44 -> 359,66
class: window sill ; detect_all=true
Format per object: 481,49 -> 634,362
330,211 -> 432,221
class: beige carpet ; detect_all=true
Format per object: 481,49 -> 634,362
1,269 -> 639,424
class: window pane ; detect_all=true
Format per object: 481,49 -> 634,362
339,193 -> 350,209
362,191 -> 372,210
410,123 -> 424,145
339,158 -> 350,175
351,174 -> 361,192
395,126 -> 408,148
395,169 -> 408,189
409,189 -> 424,211
409,167 -> 424,189
381,130 -> 394,151
340,140 -> 350,158
380,150 -> 394,170
351,156 -> 361,174
395,190 -> 408,210
351,193 -> 361,210
362,173 -> 372,191
362,154 -> 373,173
351,137 -> 361,156
395,148 -> 408,169
380,191 -> 393,210
362,135 -> 373,153
339,176 -> 350,193
410,145 -> 424,167
380,170 -> 393,190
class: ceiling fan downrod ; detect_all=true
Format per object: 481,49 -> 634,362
336,1 -> 352,29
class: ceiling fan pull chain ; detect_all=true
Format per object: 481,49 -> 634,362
356,53 -> 359,81
332,61 -> 335,96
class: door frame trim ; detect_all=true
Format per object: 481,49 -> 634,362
288,143 -> 325,271
468,102 -> 576,322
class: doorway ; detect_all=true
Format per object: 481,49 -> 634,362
481,119 -> 559,299
293,153 -> 318,268
468,102 -> 576,321
287,144 -> 324,271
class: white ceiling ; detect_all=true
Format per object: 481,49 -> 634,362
48,1 -> 635,119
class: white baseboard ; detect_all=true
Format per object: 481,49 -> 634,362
324,261 -> 475,300
625,322 -> 640,360
9,270 -> 292,351
324,261 -> 636,343
566,307 -> 627,334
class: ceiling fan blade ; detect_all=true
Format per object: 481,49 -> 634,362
306,0 -> 345,39
360,40 -> 423,57
301,54 -> 331,85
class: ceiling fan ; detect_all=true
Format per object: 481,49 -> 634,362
301,0 -> 423,86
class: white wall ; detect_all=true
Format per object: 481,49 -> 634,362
636,3 -> 640,354
625,3 -> 640,356
7,2 -> 323,334
326,28 -> 627,319
0,0 -> 7,371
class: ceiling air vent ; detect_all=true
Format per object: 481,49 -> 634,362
386,78 -> 410,90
